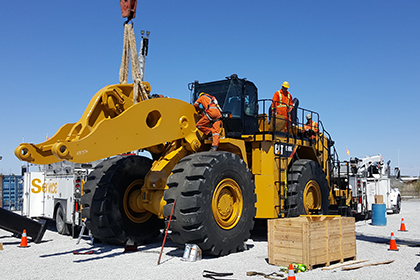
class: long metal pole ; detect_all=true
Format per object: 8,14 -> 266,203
157,199 -> 176,265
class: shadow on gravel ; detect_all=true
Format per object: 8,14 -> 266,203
0,235 -> 12,240
356,233 -> 420,247
1,241 -> 21,246
34,220 -> 272,263
415,263 -> 420,272
39,243 -> 117,260
72,245 -> 123,263
356,233 -> 389,244
0,233 -> 51,245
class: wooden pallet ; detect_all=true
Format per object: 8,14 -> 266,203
268,215 -> 356,270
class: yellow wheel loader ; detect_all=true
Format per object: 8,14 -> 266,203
15,74 -> 349,256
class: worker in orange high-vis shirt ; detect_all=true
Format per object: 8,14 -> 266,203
304,113 -> 319,144
272,81 -> 293,119
271,81 -> 293,131
194,92 -> 222,151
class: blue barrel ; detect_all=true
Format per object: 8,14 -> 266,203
372,204 -> 387,226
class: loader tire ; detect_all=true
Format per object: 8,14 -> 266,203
285,159 -> 330,217
163,151 -> 256,256
81,155 -> 163,246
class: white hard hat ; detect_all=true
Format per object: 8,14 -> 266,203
306,113 -> 312,120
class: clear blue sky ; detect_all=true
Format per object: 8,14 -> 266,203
1,1 -> 419,176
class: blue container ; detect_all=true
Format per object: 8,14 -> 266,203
372,203 -> 387,226
1,175 -> 23,211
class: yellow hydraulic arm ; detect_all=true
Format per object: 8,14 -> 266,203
15,84 -> 201,165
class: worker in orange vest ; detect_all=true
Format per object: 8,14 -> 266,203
272,81 -> 293,120
304,113 -> 319,144
271,81 -> 293,131
194,92 -> 222,151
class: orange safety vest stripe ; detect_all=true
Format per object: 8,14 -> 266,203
305,121 -> 319,131
277,90 -> 289,108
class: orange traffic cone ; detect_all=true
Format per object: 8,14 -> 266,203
398,218 -> 407,232
287,263 -> 296,280
388,232 -> 398,251
18,229 -> 29,248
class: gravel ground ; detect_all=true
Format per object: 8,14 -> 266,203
1,199 -> 419,280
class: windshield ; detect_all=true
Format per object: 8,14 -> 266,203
222,80 -> 242,117
194,79 -> 243,117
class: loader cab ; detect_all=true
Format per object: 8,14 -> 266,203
190,74 -> 259,138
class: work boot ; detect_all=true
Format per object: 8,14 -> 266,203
210,145 -> 218,151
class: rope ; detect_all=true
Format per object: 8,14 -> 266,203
119,23 -> 148,104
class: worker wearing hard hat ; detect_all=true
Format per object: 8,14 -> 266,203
271,81 -> 293,131
194,92 -> 222,151
272,81 -> 293,119
304,113 -> 319,144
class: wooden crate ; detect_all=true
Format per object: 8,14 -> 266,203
268,215 -> 356,270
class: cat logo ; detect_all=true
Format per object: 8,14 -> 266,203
274,142 -> 295,158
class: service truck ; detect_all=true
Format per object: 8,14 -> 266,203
333,154 -> 401,220
22,161 -> 97,235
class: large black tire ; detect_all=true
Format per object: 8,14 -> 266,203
81,155 -> 163,245
285,159 -> 330,217
163,151 -> 256,256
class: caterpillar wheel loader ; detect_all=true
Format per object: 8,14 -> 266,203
15,74 -> 349,256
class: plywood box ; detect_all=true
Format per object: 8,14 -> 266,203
268,215 -> 356,269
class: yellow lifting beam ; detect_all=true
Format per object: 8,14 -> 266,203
15,84 -> 201,165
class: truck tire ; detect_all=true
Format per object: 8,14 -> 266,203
285,159 -> 330,217
55,204 -> 70,235
393,196 -> 401,214
163,151 -> 256,256
81,155 -> 163,246
356,210 -> 371,220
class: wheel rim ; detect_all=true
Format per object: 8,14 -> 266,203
123,179 -> 152,223
212,178 -> 243,230
303,180 -> 322,214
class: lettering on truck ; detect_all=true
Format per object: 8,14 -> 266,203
31,178 -> 57,194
